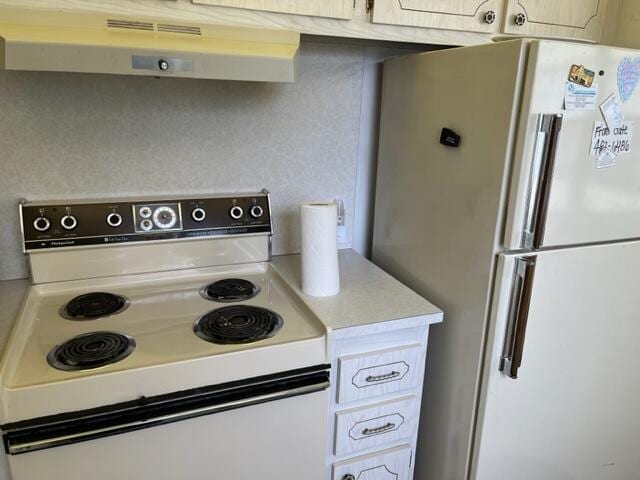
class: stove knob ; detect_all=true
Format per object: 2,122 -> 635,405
229,206 -> 244,220
139,206 -> 153,219
191,207 -> 206,222
33,216 -> 51,232
61,215 -> 78,230
106,213 -> 123,228
140,219 -> 154,231
250,205 -> 264,219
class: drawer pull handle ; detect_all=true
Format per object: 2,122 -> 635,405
365,371 -> 400,383
362,422 -> 396,436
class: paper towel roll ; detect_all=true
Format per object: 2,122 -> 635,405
300,202 -> 340,297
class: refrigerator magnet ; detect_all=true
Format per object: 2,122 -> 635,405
596,149 -> 617,169
564,82 -> 598,111
617,57 -> 640,103
600,94 -> 625,129
568,64 -> 595,87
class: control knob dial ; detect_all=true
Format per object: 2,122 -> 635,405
107,213 -> 123,228
229,206 -> 244,220
33,216 -> 51,232
61,215 -> 78,230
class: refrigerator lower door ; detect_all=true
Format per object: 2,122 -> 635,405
504,41 -> 640,250
472,241 -> 640,480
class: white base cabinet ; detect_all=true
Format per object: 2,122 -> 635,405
332,445 -> 413,480
325,317 -> 433,480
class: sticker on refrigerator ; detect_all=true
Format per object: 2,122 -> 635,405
564,82 -> 598,110
596,149 -> 616,169
600,94 -> 625,128
590,121 -> 634,157
617,57 -> 640,103
568,64 -> 595,87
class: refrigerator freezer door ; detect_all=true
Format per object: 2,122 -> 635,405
504,41 -> 640,250
472,242 -> 640,479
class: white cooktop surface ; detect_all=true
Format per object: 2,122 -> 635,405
0,263 -> 327,421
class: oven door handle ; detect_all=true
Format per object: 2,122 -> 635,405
5,378 -> 329,455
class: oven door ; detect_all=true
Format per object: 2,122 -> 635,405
3,365 -> 330,480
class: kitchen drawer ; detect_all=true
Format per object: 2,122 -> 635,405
332,444 -> 412,480
334,395 -> 417,456
337,343 -> 422,404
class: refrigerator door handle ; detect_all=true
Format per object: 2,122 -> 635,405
500,256 -> 537,379
522,114 -> 563,250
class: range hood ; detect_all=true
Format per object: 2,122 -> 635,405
0,8 -> 299,82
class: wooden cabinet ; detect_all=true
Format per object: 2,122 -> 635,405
502,0 -> 613,41
191,0 -> 354,20
371,0 -> 504,33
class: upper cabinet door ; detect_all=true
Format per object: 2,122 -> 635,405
191,0 -> 354,20
502,0 -> 610,41
371,0 -> 504,33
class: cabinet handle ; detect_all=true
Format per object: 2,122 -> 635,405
362,422 -> 396,436
484,10 -> 496,24
365,371 -> 400,383
514,13 -> 527,26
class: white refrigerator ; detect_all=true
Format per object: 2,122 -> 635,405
372,39 -> 640,480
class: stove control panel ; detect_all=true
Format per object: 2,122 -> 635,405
21,192 -> 272,251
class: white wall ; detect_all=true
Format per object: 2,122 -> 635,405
0,40 -> 366,280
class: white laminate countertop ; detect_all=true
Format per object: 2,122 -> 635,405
271,249 -> 442,330
0,279 -> 28,356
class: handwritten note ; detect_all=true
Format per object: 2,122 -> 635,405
590,121 -> 634,157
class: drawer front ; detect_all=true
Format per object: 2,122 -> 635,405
334,396 -> 417,456
337,344 -> 422,404
332,445 -> 412,480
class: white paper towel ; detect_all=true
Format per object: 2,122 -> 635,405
300,202 -> 340,297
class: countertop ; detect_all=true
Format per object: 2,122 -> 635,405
0,279 -> 28,356
271,249 -> 442,330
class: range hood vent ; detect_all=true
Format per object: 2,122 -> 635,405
106,19 -> 203,36
157,24 -> 203,36
106,19 -> 154,32
0,8 -> 299,82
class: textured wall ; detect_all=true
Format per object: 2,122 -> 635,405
0,40 -> 364,280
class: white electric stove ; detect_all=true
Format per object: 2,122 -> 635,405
0,191 -> 330,480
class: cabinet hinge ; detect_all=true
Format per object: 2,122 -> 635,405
366,0 -> 374,13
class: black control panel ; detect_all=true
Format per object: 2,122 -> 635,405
21,193 -> 272,251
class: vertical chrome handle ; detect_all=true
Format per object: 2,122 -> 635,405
522,114 -> 563,250
500,257 -> 537,379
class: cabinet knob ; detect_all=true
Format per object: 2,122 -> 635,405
514,13 -> 527,26
342,475 -> 356,480
483,10 -> 496,24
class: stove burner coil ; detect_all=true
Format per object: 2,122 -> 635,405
61,292 -> 129,320
200,279 -> 260,303
194,305 -> 283,345
47,331 -> 136,371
